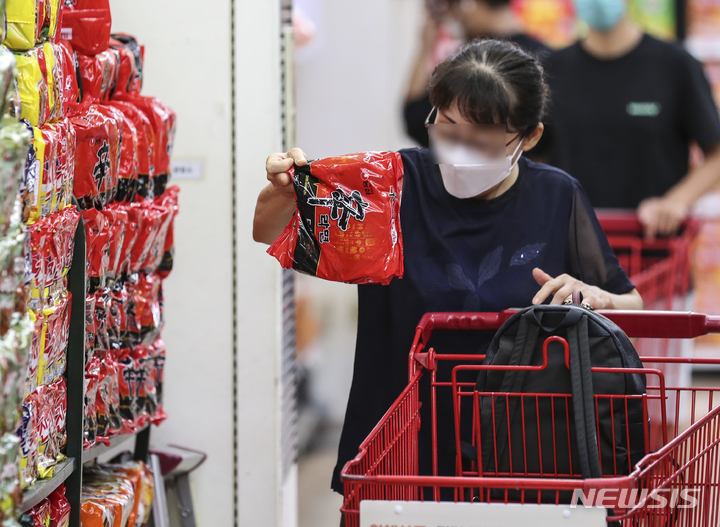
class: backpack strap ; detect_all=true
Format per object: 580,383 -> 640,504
567,314 -> 603,479
482,313 -> 540,473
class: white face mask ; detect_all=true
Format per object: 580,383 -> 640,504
430,133 -> 525,199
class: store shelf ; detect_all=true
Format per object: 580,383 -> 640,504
82,426 -> 150,465
21,458 -> 75,512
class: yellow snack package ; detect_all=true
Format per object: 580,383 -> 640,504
14,48 -> 46,127
4,0 -> 38,51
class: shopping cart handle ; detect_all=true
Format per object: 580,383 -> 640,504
418,310 -> 720,342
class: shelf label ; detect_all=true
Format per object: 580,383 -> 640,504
171,160 -> 203,180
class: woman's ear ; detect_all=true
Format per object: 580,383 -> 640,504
521,122 -> 545,152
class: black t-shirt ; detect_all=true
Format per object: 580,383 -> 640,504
330,149 -> 634,493
546,34 -> 720,209
403,33 -> 551,149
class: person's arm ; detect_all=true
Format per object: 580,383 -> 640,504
405,16 -> 439,103
638,143 -> 720,238
638,51 -> 720,238
531,268 -> 643,310
252,148 -> 307,245
534,185 -> 643,310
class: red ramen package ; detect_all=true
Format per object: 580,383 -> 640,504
114,93 -> 175,197
70,102 -> 120,209
55,41 -> 80,114
109,34 -> 142,96
27,498 -> 51,526
105,100 -> 154,201
132,273 -> 161,344
84,293 -> 96,362
59,4 -> 111,56
94,350 -> 121,441
149,339 -> 166,425
49,484 -> 70,527
76,48 -> 118,102
100,104 -> 137,201
155,186 -> 180,278
268,152 -> 405,285
82,208 -> 109,291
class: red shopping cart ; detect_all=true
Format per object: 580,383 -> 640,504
341,311 -> 720,527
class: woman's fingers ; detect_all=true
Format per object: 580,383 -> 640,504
532,267 -> 553,286
287,147 -> 308,166
551,284 -> 576,305
266,153 -> 294,175
532,275 -> 562,305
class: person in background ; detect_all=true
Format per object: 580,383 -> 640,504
547,0 -> 720,237
404,0 -> 549,148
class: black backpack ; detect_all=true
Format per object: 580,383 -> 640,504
472,304 -> 648,499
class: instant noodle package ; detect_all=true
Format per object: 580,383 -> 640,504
0,0 -> 179,521
269,152 -> 405,285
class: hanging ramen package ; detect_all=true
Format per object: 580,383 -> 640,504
268,152 -> 404,285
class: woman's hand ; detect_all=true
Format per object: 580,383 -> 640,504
253,148 -> 308,244
266,148 -> 308,195
531,268 -> 643,311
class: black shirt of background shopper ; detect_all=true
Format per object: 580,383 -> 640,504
546,0 -> 720,238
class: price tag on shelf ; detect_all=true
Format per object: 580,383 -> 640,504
171,160 -> 204,180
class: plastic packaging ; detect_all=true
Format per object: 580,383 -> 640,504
109,34 -> 142,96
48,484 -> 70,527
17,391 -> 38,488
70,103 -> 120,209
268,152 -> 405,285
58,3 -> 111,56
5,0 -> 62,51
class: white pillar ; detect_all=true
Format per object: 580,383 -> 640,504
110,0 -> 291,525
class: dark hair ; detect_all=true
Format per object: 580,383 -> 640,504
428,39 -> 549,136
445,0 -> 512,9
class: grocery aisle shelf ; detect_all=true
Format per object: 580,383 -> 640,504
82,426 -> 150,465
21,458 -> 75,512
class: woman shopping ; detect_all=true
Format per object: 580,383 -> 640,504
253,39 -> 643,502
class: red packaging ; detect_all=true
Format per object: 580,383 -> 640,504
155,186 -> 180,278
95,350 -> 121,440
29,498 -> 51,526
70,103 -> 121,209
77,49 -> 119,102
114,347 -> 142,431
132,273 -> 161,343
82,209 -> 109,290
26,311 -> 45,397
102,207 -> 127,280
268,152 -> 405,285
110,34 -> 143,96
59,7 -> 112,56
28,220 -> 50,311
83,354 -> 100,449
141,203 -> 173,274
114,93 -> 175,197
48,120 -> 71,213
150,339 -> 166,425
128,202 -> 162,274
92,290 -> 109,352
100,103 -> 138,201
114,203 -> 139,276
49,484 -> 71,527
36,384 -> 54,463
55,41 -> 81,114
105,100 -> 154,201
